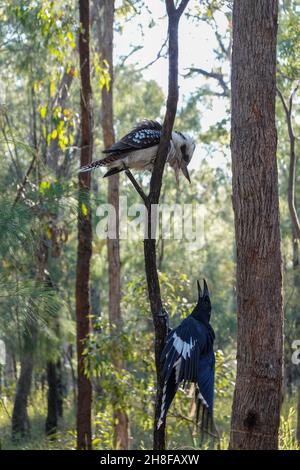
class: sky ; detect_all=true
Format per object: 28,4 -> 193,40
113,0 -> 230,170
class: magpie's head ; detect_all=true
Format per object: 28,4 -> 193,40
171,132 -> 196,183
191,279 -> 212,324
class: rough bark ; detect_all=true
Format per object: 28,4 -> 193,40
229,0 -> 284,450
76,0 -> 93,450
95,0 -> 129,449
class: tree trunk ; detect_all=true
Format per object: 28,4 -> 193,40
76,0 -> 93,450
95,0 -> 129,449
229,0 -> 283,450
11,330 -> 36,440
45,360 -> 63,436
45,361 -> 58,436
140,0 -> 189,450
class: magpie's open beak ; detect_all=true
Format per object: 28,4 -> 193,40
180,161 -> 191,183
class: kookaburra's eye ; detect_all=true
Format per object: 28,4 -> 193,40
180,144 -> 189,162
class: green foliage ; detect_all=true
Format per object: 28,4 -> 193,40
279,407 -> 300,450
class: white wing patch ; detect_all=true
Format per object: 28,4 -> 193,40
171,332 -> 194,359
197,389 -> 209,408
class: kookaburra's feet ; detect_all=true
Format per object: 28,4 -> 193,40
121,162 -> 130,173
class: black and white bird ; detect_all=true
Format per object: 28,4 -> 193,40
79,120 -> 195,183
158,279 -> 215,436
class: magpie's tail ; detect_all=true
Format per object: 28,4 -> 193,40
195,387 -> 218,443
157,371 -> 177,430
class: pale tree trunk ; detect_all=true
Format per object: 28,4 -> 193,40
277,83 -> 300,444
229,0 -> 284,450
76,0 -> 93,450
95,0 -> 129,450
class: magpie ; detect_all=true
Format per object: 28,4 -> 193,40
158,279 -> 216,437
79,119 -> 195,183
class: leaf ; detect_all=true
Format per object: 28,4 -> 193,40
40,105 -> 47,119
50,80 -> 55,98
81,202 -> 88,217
39,180 -> 51,193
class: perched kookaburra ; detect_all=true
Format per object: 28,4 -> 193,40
79,120 -> 195,182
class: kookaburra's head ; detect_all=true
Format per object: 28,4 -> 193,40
168,131 -> 196,183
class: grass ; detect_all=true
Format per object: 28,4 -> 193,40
0,387 -> 299,450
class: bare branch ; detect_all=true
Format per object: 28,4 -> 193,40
124,169 -> 147,203
13,152 -> 37,206
277,86 -> 300,240
185,67 -> 230,97
135,37 -> 168,72
176,0 -> 190,17
119,44 -> 143,67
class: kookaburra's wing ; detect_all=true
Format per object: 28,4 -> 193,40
103,120 -> 162,155
158,316 -> 209,428
79,120 -> 162,173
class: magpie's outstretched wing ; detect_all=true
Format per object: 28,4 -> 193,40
158,316 -> 209,428
102,120 -> 162,155
161,316 -> 207,384
196,352 -> 215,438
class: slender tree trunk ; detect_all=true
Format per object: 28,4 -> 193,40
11,330 -> 36,440
45,361 -> 59,436
229,0 -> 283,450
293,232 -> 300,445
45,359 -> 63,436
76,0 -> 93,450
277,75 -> 300,448
95,0 -> 129,449
130,0 -> 188,450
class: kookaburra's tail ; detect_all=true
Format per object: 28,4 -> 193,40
79,153 -> 122,173
78,160 -> 104,173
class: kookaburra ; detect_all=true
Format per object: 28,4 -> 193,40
79,120 -> 196,182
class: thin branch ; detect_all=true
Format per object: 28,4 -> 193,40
277,87 -> 290,117
119,45 -> 143,67
184,67 -> 230,97
176,0 -> 190,17
13,152 -> 37,206
277,86 -> 300,240
124,169 -> 147,203
135,37 -> 168,72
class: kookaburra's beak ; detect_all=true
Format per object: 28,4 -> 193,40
180,161 -> 191,183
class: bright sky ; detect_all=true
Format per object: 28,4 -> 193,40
114,0 -> 230,170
